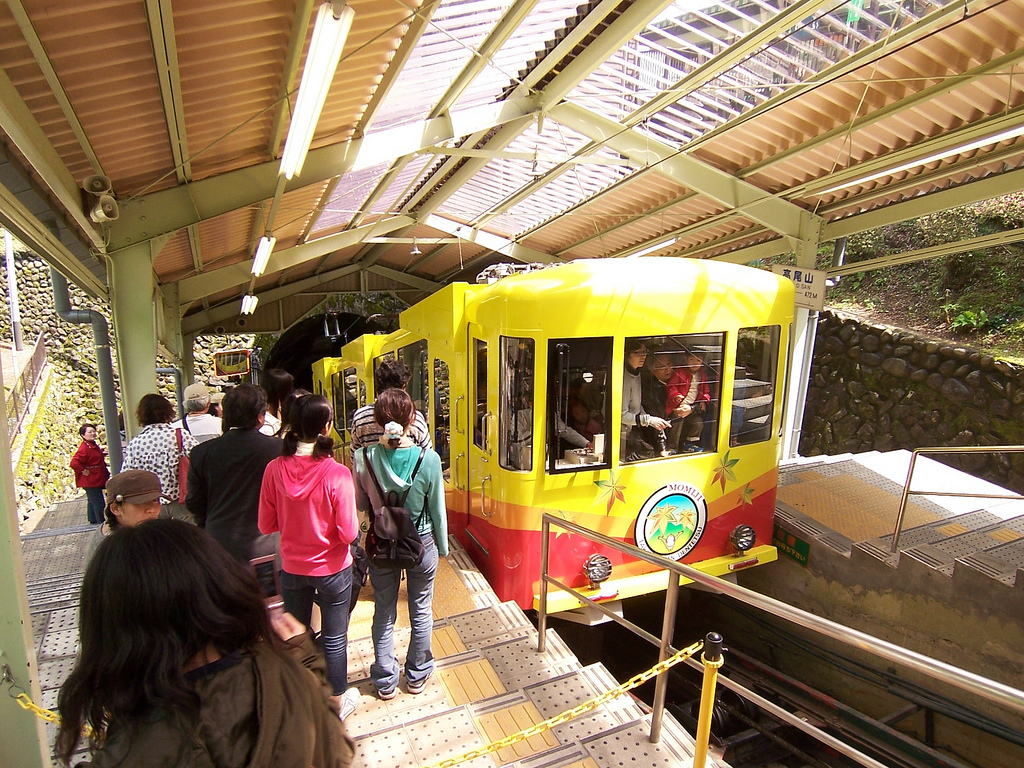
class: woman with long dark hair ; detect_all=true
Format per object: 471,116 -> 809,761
258,394 -> 360,720
55,520 -> 354,767
352,388 -> 448,700
260,368 -> 294,436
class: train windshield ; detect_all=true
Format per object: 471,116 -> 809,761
499,337 -> 535,471
546,338 -> 612,473
622,334 -> 725,463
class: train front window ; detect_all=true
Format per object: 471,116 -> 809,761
499,337 -> 534,471
433,358 -> 451,472
546,338 -> 611,473
731,326 -> 780,446
621,334 -> 725,463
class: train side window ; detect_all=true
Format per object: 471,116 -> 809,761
357,378 -> 367,408
473,339 -> 487,450
547,337 -> 611,473
398,340 -> 429,425
433,358 -> 451,473
622,334 -> 725,463
331,367 -> 358,440
499,337 -> 535,471
730,325 -> 781,446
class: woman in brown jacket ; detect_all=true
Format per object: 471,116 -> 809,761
55,520 -> 354,768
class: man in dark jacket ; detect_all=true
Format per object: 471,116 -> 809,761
186,383 -> 282,562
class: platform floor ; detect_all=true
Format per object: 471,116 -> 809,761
23,496 -> 713,768
778,450 -> 1024,581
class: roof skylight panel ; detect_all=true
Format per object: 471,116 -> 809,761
313,163 -> 393,234
363,0 -> 506,134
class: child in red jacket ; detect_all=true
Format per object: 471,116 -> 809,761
70,423 -> 110,524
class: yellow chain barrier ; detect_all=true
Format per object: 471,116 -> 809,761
419,639 -> 703,768
6,639 -> 704,767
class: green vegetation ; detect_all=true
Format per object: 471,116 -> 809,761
799,192 -> 1024,364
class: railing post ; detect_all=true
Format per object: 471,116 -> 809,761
538,516 -> 550,654
692,632 -> 725,768
649,569 -> 680,743
891,449 -> 920,553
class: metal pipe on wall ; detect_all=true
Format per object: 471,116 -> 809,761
50,268 -> 123,472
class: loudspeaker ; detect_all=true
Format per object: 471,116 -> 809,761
82,174 -> 112,195
89,194 -> 119,223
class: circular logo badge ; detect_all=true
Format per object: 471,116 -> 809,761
634,482 -> 707,561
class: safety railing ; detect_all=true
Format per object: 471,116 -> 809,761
4,332 -> 47,440
538,513 -> 1024,768
892,445 -> 1024,552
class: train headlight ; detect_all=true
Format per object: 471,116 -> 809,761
730,524 -> 757,553
583,554 -> 612,589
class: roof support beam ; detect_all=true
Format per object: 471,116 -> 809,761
182,263 -> 364,335
550,101 -> 821,243
110,96 -> 541,252
827,227 -> 1024,276
145,0 -> 190,182
424,214 -> 558,264
177,214 -> 414,303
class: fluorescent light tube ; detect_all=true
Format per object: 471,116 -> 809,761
251,235 -> 276,277
241,294 -> 259,315
628,237 -> 677,258
280,2 -> 355,180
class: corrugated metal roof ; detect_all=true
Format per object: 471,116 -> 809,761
0,0 -> 1020,333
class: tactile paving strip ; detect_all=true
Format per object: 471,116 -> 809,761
450,604 -> 532,647
403,706 -> 495,768
580,719 -> 697,768
39,628 -> 79,660
473,695 -> 560,763
525,670 -> 640,744
480,634 -> 578,691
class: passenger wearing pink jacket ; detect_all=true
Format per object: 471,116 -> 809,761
665,352 -> 711,453
259,393 -> 361,721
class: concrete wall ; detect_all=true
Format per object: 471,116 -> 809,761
801,310 -> 1024,491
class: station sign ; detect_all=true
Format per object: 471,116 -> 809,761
772,265 -> 826,311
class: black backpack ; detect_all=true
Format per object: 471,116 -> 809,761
363,447 -> 427,570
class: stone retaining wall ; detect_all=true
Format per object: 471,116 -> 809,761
801,310 -> 1024,491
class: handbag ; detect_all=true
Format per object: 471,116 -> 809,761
363,447 -> 427,570
175,428 -> 190,503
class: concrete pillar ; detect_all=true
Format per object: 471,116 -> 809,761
182,333 -> 196,386
0,355 -> 50,768
108,242 -> 158,438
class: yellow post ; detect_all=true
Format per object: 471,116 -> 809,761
692,632 -> 725,768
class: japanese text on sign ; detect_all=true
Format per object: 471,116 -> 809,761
771,265 -> 826,311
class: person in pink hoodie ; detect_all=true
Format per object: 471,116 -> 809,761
259,393 -> 360,721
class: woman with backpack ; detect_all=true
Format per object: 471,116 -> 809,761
352,388 -> 447,701
258,394 -> 360,721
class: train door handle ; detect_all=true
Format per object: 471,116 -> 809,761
483,411 -> 493,452
454,452 -> 465,489
454,396 -> 464,432
480,475 -> 493,517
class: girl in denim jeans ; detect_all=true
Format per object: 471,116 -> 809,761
352,388 -> 448,700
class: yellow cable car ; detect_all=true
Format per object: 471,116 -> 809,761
314,258 -> 794,613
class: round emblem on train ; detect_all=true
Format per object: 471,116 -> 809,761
634,482 -> 707,561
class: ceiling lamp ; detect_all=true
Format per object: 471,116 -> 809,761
251,235 -> 277,277
410,238 -> 421,256
279,1 -> 355,180
240,294 -> 259,315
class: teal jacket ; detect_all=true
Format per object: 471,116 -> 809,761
352,444 -> 448,557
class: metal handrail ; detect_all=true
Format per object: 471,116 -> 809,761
538,513 -> 1024,759
891,445 -> 1024,553
4,333 -> 46,440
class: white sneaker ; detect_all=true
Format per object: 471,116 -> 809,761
338,688 -> 360,721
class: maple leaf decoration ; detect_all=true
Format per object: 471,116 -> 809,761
552,510 -> 574,541
739,483 -> 755,507
595,471 -> 626,514
712,450 -> 739,492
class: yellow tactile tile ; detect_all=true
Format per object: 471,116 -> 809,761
474,701 -> 560,762
988,528 -> 1022,543
433,624 -> 468,658
439,659 -> 506,705
937,523 -> 969,537
778,474 -> 939,542
561,760 -> 600,768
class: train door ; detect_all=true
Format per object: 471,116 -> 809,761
465,324 -> 493,556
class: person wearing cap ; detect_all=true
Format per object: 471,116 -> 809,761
105,469 -> 163,529
180,382 -> 223,443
